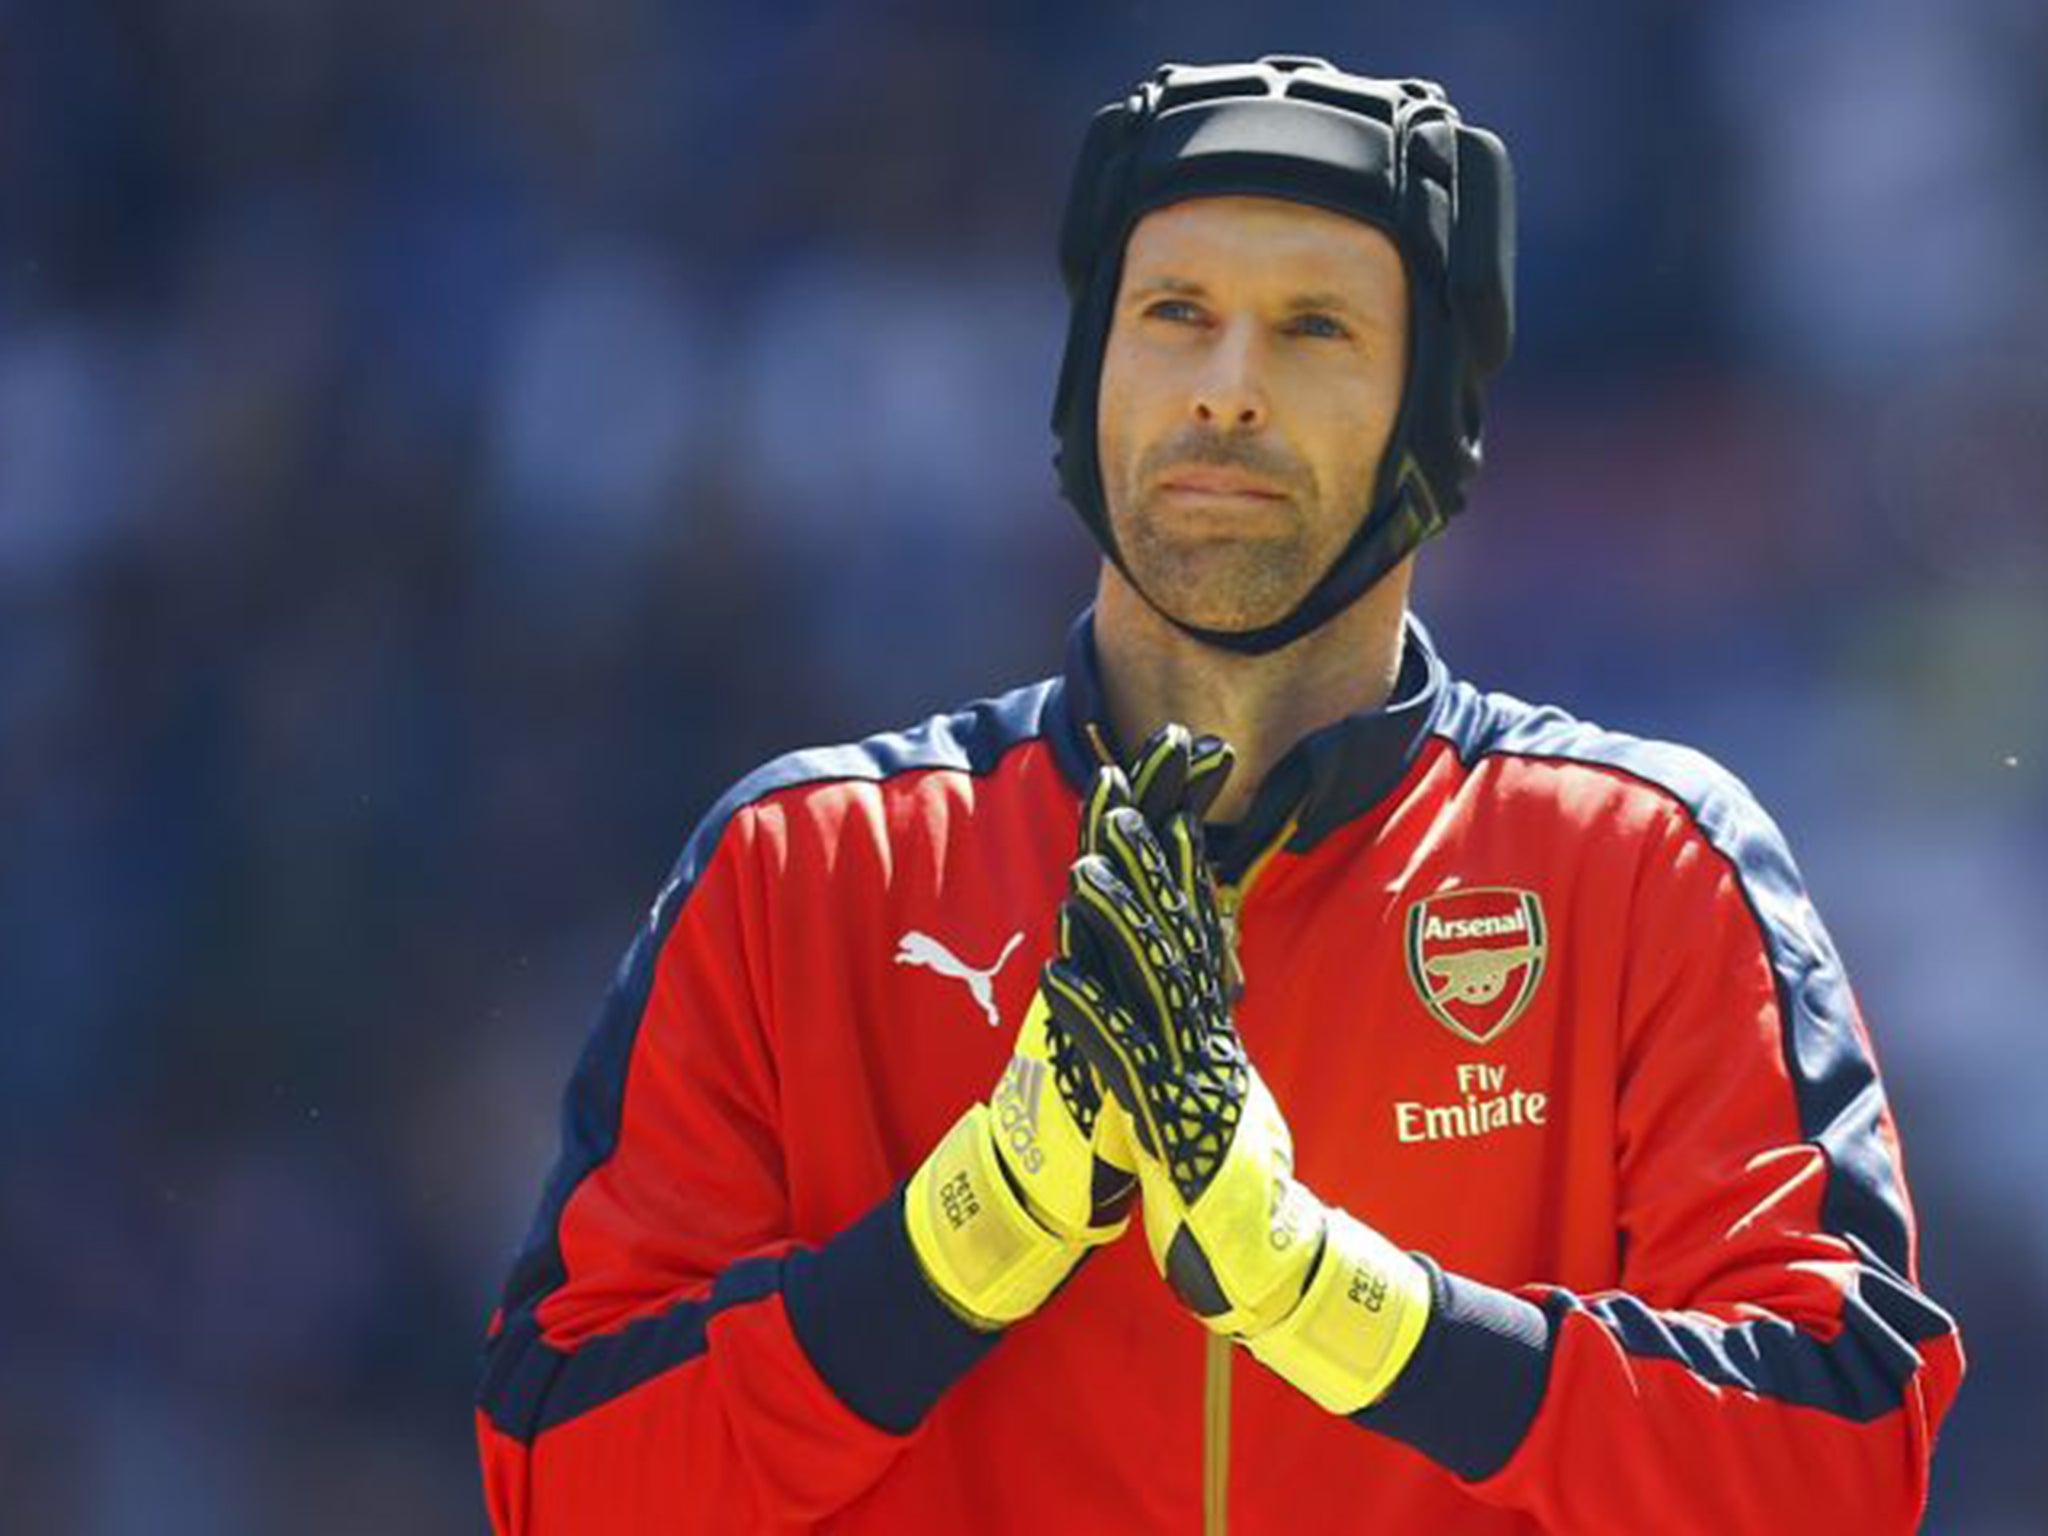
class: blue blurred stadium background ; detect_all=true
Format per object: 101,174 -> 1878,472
2,2 -> 2043,1530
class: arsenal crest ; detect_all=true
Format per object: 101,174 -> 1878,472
1404,887 -> 1548,1045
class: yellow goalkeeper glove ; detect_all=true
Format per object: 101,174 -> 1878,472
1044,736 -> 1433,1412
904,986 -> 1137,1330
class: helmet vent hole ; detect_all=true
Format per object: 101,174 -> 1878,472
1154,75 -> 1262,113
1282,78 -> 1397,122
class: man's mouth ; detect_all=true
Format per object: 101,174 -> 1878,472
1154,469 -> 1288,501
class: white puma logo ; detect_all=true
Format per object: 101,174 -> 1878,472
895,930 -> 1026,1028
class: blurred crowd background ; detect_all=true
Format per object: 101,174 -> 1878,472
3,1 -> 2044,1530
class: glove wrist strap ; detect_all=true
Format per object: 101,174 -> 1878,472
905,1105 -> 1082,1331
1245,1205 -> 1432,1413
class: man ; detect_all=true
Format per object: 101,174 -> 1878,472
476,58 -> 1962,1533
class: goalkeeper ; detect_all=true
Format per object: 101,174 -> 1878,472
477,55 -> 1962,1534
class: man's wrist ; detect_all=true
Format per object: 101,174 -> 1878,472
782,1186 -> 1007,1435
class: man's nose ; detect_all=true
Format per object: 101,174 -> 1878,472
1191,321 -> 1268,431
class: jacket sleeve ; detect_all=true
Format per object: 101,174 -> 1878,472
475,797 -> 998,1534
1356,781 -> 1965,1534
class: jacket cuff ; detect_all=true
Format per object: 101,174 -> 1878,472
1352,1258 -> 1561,1481
781,1185 -> 1005,1435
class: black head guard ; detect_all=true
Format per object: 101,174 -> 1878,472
1051,56 -> 1515,653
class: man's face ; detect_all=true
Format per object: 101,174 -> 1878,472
1097,194 -> 1409,633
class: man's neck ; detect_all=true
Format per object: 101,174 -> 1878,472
1091,559 -> 1415,824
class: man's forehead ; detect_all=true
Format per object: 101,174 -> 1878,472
1121,195 -> 1405,299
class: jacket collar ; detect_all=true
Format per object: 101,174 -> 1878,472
1045,607 -> 1450,882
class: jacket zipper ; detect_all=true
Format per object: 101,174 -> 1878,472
1202,816 -> 1298,1536
1203,1334 -> 1232,1536
1213,813 -> 1297,995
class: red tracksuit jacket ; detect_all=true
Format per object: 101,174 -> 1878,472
476,614 -> 1963,1534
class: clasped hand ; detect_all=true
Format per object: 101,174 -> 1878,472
1042,725 -> 1433,1413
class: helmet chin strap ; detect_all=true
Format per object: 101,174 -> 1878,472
1108,541 -> 1357,659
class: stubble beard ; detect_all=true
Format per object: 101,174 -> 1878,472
1116,492 -> 1321,632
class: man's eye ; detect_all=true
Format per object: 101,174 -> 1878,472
1144,299 -> 1204,324
1286,313 -> 1352,340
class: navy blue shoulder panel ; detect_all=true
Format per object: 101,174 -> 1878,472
480,676 -> 1058,1436
668,673 -> 1065,928
1432,680 -> 1760,833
